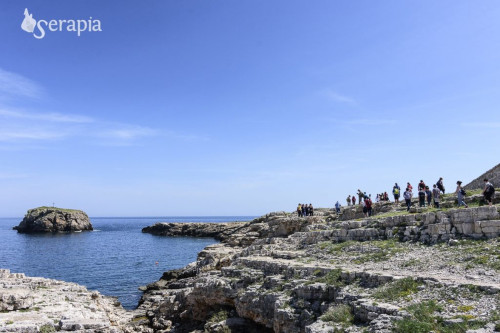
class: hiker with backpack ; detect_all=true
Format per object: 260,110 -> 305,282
357,189 -> 364,205
456,181 -> 468,208
346,195 -> 352,206
403,188 -> 412,211
432,184 -> 441,208
418,187 -> 426,207
437,177 -> 445,194
309,203 -> 314,216
335,201 -> 341,213
483,178 -> 495,206
297,204 -> 302,217
352,195 -> 356,205
393,183 -> 401,204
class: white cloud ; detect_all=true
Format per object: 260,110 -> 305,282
0,108 -> 94,123
320,88 -> 357,105
0,68 -> 44,99
99,126 -> 158,140
0,130 -> 68,142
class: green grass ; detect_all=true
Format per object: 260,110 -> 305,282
30,206 -> 83,213
320,304 -> 354,326
373,277 -> 421,301
394,300 -> 486,333
317,239 -> 406,264
314,269 -> 344,287
39,324 -> 56,333
448,239 -> 500,271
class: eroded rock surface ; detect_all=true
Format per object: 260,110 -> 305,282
138,202 -> 500,332
13,207 -> 93,233
0,269 -> 148,332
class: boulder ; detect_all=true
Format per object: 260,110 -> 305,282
13,207 -> 93,233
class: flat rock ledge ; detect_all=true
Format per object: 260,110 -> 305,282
0,269 -> 148,333
142,222 -> 248,242
13,207 -> 93,233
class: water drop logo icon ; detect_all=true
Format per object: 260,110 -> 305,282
21,8 -> 36,33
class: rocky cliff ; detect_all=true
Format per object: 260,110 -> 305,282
465,163 -> 500,190
0,269 -> 147,332
13,207 -> 93,233
138,197 -> 500,333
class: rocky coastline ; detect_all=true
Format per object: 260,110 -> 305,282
13,207 -> 93,233
2,192 -> 500,332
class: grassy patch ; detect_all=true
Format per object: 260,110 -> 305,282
394,300 -> 485,333
449,239 -> 500,271
317,239 -> 406,264
314,269 -> 343,287
39,324 -> 56,333
320,304 -> 354,326
373,277 -> 421,301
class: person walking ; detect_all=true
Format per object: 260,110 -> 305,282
403,187 -> 412,211
361,197 -> 368,217
425,186 -> 432,207
432,184 -> 441,208
456,181 -> 468,208
483,179 -> 495,206
418,187 -> 426,207
418,180 -> 426,191
365,197 -> 373,217
437,177 -> 445,194
346,195 -> 352,206
393,183 -> 401,204
335,201 -> 341,214
357,189 -> 364,206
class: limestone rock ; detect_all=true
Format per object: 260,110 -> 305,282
13,207 -> 93,233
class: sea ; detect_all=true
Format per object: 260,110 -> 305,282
0,216 -> 256,310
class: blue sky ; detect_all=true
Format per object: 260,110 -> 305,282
1,1 -> 500,217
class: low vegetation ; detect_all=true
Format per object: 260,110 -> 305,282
373,277 -> 422,301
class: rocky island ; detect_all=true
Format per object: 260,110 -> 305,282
13,207 -> 93,233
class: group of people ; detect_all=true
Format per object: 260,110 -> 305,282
296,178 -> 495,218
297,203 -> 314,217
376,192 -> 389,202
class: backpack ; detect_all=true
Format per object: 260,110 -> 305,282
485,183 -> 495,195
460,188 -> 466,196
394,188 -> 400,195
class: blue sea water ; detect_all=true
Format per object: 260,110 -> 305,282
0,216 -> 255,309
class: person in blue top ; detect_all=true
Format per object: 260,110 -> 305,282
335,201 -> 341,213
392,183 -> 401,204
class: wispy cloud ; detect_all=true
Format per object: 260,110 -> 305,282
0,129 -> 69,142
0,108 -> 94,123
320,88 -> 357,105
0,69 -> 203,147
99,125 -> 158,140
0,68 -> 44,99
